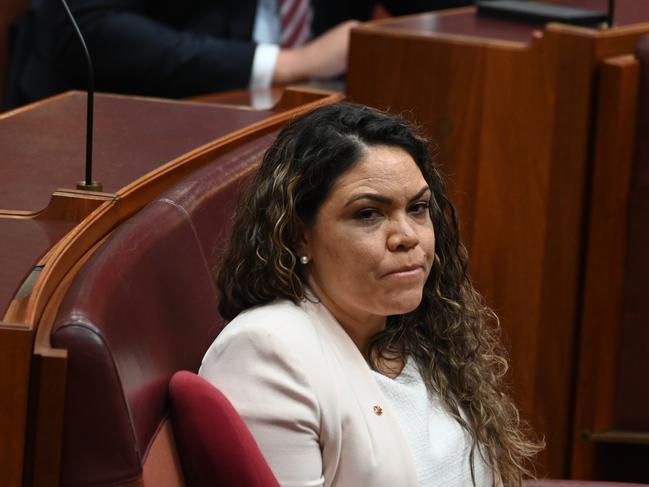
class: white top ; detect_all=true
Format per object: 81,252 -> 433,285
372,360 -> 493,487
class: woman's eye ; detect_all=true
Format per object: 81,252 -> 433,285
410,202 -> 430,215
355,208 -> 381,221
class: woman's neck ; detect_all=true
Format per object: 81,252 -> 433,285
306,280 -> 385,356
305,280 -> 406,378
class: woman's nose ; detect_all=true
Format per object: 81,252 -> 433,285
387,217 -> 419,251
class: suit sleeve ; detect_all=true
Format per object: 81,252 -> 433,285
55,7 -> 256,97
199,326 -> 325,487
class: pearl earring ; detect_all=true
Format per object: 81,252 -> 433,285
300,255 -> 310,265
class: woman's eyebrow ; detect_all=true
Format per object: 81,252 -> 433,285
344,193 -> 392,207
344,186 -> 431,207
409,186 -> 431,203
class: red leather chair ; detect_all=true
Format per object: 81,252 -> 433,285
168,371 -> 280,487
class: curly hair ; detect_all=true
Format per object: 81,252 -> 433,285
215,102 -> 542,486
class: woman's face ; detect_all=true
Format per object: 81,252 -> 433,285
302,144 -> 435,337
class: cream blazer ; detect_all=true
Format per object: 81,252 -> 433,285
199,298 -> 419,487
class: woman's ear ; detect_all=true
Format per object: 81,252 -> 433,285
296,227 -> 311,259
293,216 -> 309,254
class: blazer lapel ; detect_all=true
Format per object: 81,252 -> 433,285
301,298 -> 418,486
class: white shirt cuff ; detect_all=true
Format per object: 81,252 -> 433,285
250,43 -> 280,90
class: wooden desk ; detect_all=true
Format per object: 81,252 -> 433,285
0,88 -> 342,487
347,1 -> 649,479
0,92 -> 275,214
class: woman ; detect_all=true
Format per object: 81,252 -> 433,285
199,103 -> 541,487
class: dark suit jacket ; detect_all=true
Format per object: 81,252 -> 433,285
10,0 -> 472,104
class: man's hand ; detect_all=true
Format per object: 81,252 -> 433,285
273,20 -> 360,84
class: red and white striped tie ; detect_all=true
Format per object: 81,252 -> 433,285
279,0 -> 311,48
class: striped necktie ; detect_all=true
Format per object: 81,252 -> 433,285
279,0 -> 311,48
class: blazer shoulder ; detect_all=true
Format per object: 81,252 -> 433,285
212,299 -> 322,355
200,299 -> 331,406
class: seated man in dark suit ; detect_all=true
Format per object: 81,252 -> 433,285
8,0 -> 472,106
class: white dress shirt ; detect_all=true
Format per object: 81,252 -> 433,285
250,0 -> 282,89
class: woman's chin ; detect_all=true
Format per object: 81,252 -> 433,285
381,289 -> 424,316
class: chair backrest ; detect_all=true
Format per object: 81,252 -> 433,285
50,134 -> 274,486
168,371 -> 280,487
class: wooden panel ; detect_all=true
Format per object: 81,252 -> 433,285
0,325 -> 33,487
570,55 -> 639,480
454,26 -> 597,477
614,45 -> 649,434
25,349 -> 68,487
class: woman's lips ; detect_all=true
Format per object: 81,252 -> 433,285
382,265 -> 424,279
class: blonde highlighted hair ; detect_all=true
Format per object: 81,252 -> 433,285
216,103 -> 543,486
